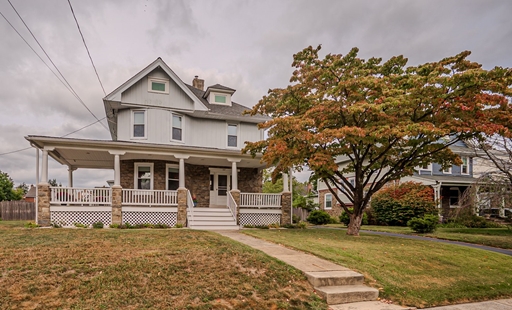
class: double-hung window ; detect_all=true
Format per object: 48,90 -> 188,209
133,111 -> 146,138
227,124 -> 238,147
135,163 -> 153,190
324,193 -> 333,210
461,157 -> 469,175
167,164 -> 179,190
172,114 -> 183,141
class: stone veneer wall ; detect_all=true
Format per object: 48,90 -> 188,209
185,164 -> 210,208
318,189 -> 344,217
238,168 -> 263,193
121,159 -> 174,190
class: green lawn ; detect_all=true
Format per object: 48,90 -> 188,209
243,228 -> 512,309
0,221 -> 326,309
326,224 -> 512,249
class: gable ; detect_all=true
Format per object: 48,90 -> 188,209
121,67 -> 194,110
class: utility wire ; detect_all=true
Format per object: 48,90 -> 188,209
0,117 -> 107,156
67,0 -> 106,96
7,0 -> 109,131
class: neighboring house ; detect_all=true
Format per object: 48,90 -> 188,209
26,58 -> 292,229
24,185 -> 36,203
317,141 -> 477,218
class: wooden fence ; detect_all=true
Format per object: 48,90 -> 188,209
292,207 -> 310,222
0,201 -> 36,221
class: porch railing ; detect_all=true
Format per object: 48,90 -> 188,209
240,193 -> 281,208
122,189 -> 178,206
187,190 -> 194,223
50,187 -> 112,205
227,191 -> 237,219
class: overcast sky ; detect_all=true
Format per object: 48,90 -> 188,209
0,0 -> 511,188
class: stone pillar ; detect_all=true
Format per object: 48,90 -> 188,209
37,183 -> 51,226
230,189 -> 241,225
281,192 -> 292,226
111,186 -> 122,225
177,188 -> 188,226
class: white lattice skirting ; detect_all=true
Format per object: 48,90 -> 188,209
240,213 -> 281,226
122,211 -> 178,226
50,211 -> 112,227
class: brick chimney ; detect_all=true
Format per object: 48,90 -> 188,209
192,76 -> 204,91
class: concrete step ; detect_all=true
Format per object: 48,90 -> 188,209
315,285 -> 379,305
305,270 -> 364,287
329,301 -> 416,310
189,220 -> 237,225
192,207 -> 229,212
189,224 -> 239,231
189,212 -> 234,217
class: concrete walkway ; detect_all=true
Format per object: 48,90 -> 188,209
312,226 -> 512,257
217,230 -> 512,310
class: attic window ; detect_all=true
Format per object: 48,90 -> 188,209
148,77 -> 169,94
215,95 -> 226,104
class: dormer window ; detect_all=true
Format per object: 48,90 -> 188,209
215,95 -> 227,104
148,77 -> 169,94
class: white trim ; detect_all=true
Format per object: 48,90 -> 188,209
460,156 -> 469,175
418,163 -> 432,173
239,209 -> 282,214
171,113 -> 184,143
131,109 -> 147,139
209,91 -> 232,106
134,163 -> 154,190
227,123 -> 239,149
51,206 -> 111,212
324,193 -> 333,210
147,76 -> 169,94
442,166 -> 452,174
166,163 -> 180,190
122,206 -> 178,212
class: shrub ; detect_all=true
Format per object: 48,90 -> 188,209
74,223 -> 88,228
449,215 -> 504,228
307,210 -> 331,225
292,214 -> 301,224
24,221 -> 39,228
339,208 -> 368,226
154,223 -> 170,229
109,223 -> 120,229
92,222 -> 104,229
407,214 -> 439,233
371,182 -> 437,226
174,223 -> 184,228
51,221 -> 63,228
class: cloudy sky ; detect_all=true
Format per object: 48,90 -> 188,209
0,0 -> 511,188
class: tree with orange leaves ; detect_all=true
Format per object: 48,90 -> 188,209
243,46 -> 512,236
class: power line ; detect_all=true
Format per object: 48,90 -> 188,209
67,0 -> 106,96
0,117 -> 107,156
6,0 -> 109,132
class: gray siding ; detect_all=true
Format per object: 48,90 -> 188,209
240,123 -> 260,146
121,68 -> 194,110
417,157 -> 473,177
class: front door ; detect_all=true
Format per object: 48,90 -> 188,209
209,172 -> 231,206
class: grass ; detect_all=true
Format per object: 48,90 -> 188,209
243,228 -> 512,308
0,221 -> 326,309
326,224 -> 512,249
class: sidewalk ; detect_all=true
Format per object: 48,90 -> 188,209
216,230 -> 512,310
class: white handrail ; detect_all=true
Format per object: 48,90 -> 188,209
187,190 -> 194,223
122,189 -> 178,206
227,191 -> 238,220
50,187 -> 111,205
240,193 -> 281,208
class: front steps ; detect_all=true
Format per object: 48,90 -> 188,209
188,207 -> 238,230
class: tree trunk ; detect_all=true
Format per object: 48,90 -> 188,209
346,212 -> 363,236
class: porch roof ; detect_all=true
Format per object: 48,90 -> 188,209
409,174 -> 477,186
25,135 -> 266,170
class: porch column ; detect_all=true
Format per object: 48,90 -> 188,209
281,192 -> 292,225
177,188 -> 188,226
35,147 -> 39,222
41,149 -> 49,184
108,151 -> 126,187
227,158 -> 241,191
67,167 -> 76,188
174,155 -> 189,189
108,151 -> 126,226
282,172 -> 289,192
37,147 -> 53,226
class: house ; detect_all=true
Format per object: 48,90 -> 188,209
317,141 -> 477,219
24,185 -> 36,203
26,58 -> 292,229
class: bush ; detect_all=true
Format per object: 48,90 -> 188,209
407,214 -> 439,233
307,210 -> 331,225
292,214 -> 301,224
109,223 -> 120,229
92,222 -> 104,229
448,215 -> 504,228
371,182 -> 437,226
339,208 -> 368,226
74,223 -> 88,228
24,221 -> 39,228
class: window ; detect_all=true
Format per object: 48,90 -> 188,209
227,124 -> 238,147
324,193 -> 332,210
342,178 -> 355,194
449,187 -> 460,206
133,111 -> 146,138
419,163 -> 432,172
215,95 -> 226,103
172,114 -> 183,141
148,77 -> 169,94
134,163 -> 153,190
442,166 -> 452,174
461,157 -> 469,175
167,164 -> 179,190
